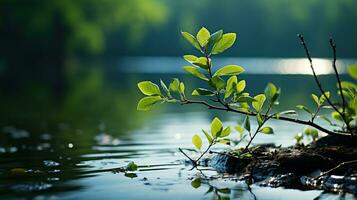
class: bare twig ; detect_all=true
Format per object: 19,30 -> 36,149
315,159 -> 357,179
298,34 -> 353,136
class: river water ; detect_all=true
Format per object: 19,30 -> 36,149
0,57 -> 356,199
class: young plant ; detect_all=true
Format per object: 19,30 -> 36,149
137,27 -> 356,165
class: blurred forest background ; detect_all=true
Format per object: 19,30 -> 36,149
0,0 -> 356,131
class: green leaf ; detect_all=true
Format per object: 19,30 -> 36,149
256,113 -> 263,126
331,111 -> 343,121
319,91 -> 330,105
214,65 -> 245,77
126,161 -> 138,171
183,66 -> 208,81
217,138 -> 230,145
236,80 -> 246,94
304,128 -> 318,139
138,81 -> 161,96
183,55 -> 198,63
265,83 -> 279,102
225,76 -> 237,98
252,94 -> 266,112
211,33 -> 236,54
296,105 -> 313,116
160,79 -> 170,97
259,126 -> 274,134
179,82 -> 185,95
169,78 -> 180,92
192,88 -> 215,96
294,133 -> 304,143
191,178 -> 201,188
137,96 -> 162,111
209,76 -> 225,90
243,116 -> 250,132
181,31 -> 201,50
211,117 -> 223,138
220,127 -> 231,137
236,96 -> 256,103
207,30 -> 223,47
192,134 -> 202,150
348,64 -> 357,79
202,129 -> 213,144
192,57 -> 209,69
235,125 -> 245,133
196,27 -> 210,47
311,94 -> 319,106
318,115 -> 333,125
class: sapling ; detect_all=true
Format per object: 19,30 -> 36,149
137,27 -> 356,166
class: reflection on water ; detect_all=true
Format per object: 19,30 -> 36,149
0,58 -> 355,199
120,57 -> 356,75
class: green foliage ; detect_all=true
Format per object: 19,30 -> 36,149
137,96 -> 162,111
213,65 -> 245,77
138,81 -> 161,96
136,27 -> 357,165
211,33 -> 237,54
126,161 -> 138,171
192,134 -> 202,150
348,64 -> 357,79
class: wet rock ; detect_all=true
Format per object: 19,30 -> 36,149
209,154 -> 249,173
302,175 -> 357,193
260,173 -> 299,188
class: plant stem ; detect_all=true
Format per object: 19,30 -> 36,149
180,99 -> 348,136
298,34 -> 353,136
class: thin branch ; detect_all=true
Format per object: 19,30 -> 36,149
181,99 -> 347,136
314,159 -> 357,179
298,34 -> 352,135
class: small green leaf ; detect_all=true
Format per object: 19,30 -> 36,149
312,94 -> 319,106
217,138 -> 230,145
169,78 -> 180,92
259,126 -> 274,134
296,105 -> 313,116
196,27 -> 210,47
348,64 -> 357,79
202,129 -> 213,144
214,65 -> 245,77
137,96 -> 162,111
319,91 -> 330,105
126,161 -> 138,171
265,83 -> 279,103
220,127 -> 231,137
191,178 -> 201,188
235,125 -> 245,133
138,81 -> 161,96
179,82 -> 185,95
331,111 -> 343,121
211,33 -> 236,54
236,96 -> 256,103
209,76 -> 225,90
192,88 -> 215,96
211,117 -> 223,138
183,66 -> 209,81
252,94 -> 266,113
181,31 -> 201,50
225,76 -> 238,98
160,79 -> 170,97
256,113 -> 263,126
192,57 -> 209,69
318,115 -> 333,125
207,30 -> 223,47
192,134 -> 202,150
294,133 -> 304,143
183,55 -> 198,63
243,116 -> 250,132
304,128 -> 318,139
236,80 -> 246,94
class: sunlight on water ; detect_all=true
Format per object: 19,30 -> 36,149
119,57 -> 356,75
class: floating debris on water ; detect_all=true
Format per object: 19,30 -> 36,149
43,160 -> 60,167
11,182 -> 52,192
